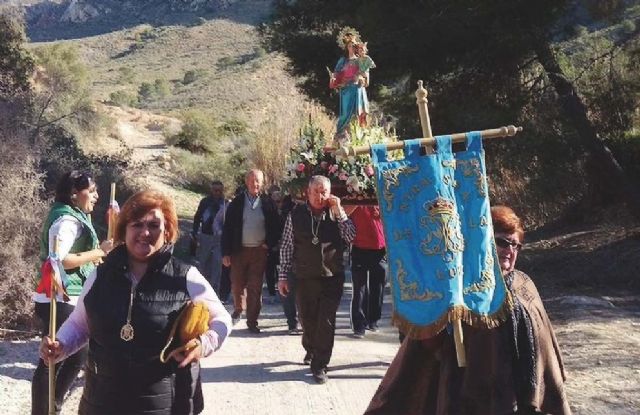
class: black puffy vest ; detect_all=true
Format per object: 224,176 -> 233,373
80,244 -> 203,415
291,204 -> 346,278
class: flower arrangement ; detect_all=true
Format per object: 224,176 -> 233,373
283,118 -> 398,203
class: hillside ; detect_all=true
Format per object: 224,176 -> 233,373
20,0 -> 324,218
25,0 -> 312,129
0,2 -> 639,413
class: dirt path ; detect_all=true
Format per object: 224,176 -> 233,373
2,286 -> 639,414
1,286 -> 400,415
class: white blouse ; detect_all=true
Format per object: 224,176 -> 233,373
56,265 -> 232,360
33,215 -> 84,305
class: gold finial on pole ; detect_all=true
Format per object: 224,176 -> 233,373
415,80 -> 433,139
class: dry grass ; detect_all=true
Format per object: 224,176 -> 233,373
0,125 -> 47,330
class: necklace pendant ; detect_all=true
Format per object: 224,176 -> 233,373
312,236 -> 319,245
120,323 -> 134,341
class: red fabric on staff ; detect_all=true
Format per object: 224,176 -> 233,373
35,258 -> 67,299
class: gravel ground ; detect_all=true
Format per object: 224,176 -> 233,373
1,286 -> 639,415
0,285 -> 399,415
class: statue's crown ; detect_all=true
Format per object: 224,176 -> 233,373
337,26 -> 361,49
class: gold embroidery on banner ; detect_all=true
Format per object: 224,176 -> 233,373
396,260 -> 443,302
463,254 -> 496,294
442,159 -> 456,169
419,198 -> 464,262
393,229 -> 412,242
456,159 -> 486,197
398,180 -> 429,213
435,265 -> 462,280
381,165 -> 420,212
468,215 -> 488,229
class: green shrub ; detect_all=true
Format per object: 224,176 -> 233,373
31,43 -> 93,134
134,27 -> 157,43
167,110 -> 220,154
216,56 -> 236,70
254,46 -> 267,59
183,70 -> 198,84
219,118 -> 248,135
117,66 -> 135,83
169,147 -> 238,193
138,81 -> 155,102
154,78 -> 171,98
572,24 -> 588,37
109,90 -> 138,107
621,19 -> 636,34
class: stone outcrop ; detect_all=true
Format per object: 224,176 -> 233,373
60,0 -> 101,23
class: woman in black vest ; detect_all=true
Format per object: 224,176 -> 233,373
39,190 -> 233,415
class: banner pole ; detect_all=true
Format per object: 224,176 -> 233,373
107,182 -> 116,240
333,125 -> 522,157
48,238 -> 59,415
453,319 -> 466,367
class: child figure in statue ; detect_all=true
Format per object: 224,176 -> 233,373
329,27 -> 375,147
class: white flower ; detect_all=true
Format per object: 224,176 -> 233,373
346,175 -> 361,193
300,151 -> 315,162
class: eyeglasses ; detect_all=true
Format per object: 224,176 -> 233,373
495,236 -> 523,251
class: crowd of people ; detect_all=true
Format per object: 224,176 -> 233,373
35,168 -> 570,414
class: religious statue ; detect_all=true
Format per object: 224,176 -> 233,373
328,27 -> 376,147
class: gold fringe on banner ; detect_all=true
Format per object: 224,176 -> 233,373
392,291 -> 514,340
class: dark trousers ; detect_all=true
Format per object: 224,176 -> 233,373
280,272 -> 298,329
265,249 -> 278,296
218,265 -> 231,303
296,274 -> 344,372
350,246 -> 386,331
32,301 -> 88,415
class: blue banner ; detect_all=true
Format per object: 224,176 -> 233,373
371,132 -> 510,339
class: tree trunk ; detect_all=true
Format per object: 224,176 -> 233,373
535,41 -> 640,220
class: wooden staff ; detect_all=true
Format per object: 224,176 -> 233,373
334,124 -> 522,157
107,182 -> 116,240
48,238 -> 59,415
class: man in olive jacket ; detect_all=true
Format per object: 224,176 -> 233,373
222,169 -> 280,333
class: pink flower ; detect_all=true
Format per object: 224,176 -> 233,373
364,165 -> 375,177
296,163 -> 305,172
328,164 -> 339,174
338,172 -> 349,181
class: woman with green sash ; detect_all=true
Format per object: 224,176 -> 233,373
31,171 -> 114,415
